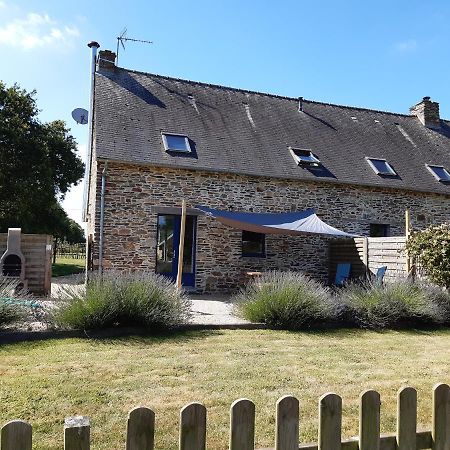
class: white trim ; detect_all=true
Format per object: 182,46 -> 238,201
426,164 -> 450,182
366,157 -> 397,176
161,132 -> 192,153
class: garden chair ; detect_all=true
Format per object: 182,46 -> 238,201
375,266 -> 387,283
334,263 -> 351,286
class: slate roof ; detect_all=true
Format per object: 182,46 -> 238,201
94,67 -> 450,196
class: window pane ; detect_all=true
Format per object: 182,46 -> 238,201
368,159 -> 396,175
165,134 -> 189,151
156,215 -> 174,273
242,231 -> 265,256
431,166 -> 450,181
370,223 -> 390,237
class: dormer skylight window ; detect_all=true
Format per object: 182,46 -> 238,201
366,157 -> 397,176
162,133 -> 192,153
289,147 -> 321,166
426,165 -> 450,183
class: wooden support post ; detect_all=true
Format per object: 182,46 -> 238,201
276,395 -> 299,450
64,416 -> 90,450
1,420 -> 32,450
176,199 -> 187,290
180,402 -> 207,450
405,209 -> 412,274
319,393 -> 342,450
126,407 -> 155,450
397,387 -> 417,450
359,390 -> 380,450
229,398 -> 255,450
432,383 -> 450,450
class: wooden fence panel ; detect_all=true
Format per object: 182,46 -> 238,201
126,406 -> 155,450
432,383 -> 450,450
229,398 -> 255,450
319,393 -> 342,450
276,395 -> 299,450
1,385 -> 449,449
397,387 -> 417,450
64,416 -> 90,450
359,390 -> 380,450
180,402 -> 206,450
1,420 -> 32,450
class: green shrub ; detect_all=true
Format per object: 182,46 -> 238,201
0,280 -> 32,327
234,271 -> 338,330
54,271 -> 191,330
406,223 -> 450,288
340,279 -> 449,328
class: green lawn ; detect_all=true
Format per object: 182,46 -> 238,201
1,329 -> 449,449
52,257 -> 85,277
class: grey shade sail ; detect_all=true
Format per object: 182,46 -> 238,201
196,206 -> 356,237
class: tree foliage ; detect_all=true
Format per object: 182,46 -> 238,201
406,223 -> 450,288
0,81 -> 84,234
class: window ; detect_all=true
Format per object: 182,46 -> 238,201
426,165 -> 450,183
242,231 -> 265,257
370,223 -> 390,237
366,157 -> 397,176
289,147 -> 320,166
162,133 -> 192,153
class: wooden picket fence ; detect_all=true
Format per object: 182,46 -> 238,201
1,384 -> 449,450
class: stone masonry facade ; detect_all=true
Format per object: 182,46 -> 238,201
87,162 -> 450,293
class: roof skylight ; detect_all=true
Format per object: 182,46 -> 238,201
426,165 -> 450,183
289,147 -> 320,166
366,157 -> 397,176
162,133 -> 192,153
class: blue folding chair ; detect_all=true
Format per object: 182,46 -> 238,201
375,266 -> 387,283
335,263 -> 351,286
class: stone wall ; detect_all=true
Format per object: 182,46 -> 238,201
87,162 -> 450,292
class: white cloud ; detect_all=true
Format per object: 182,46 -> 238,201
393,39 -> 417,53
0,10 -> 80,50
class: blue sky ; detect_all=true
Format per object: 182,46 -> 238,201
2,0 -> 450,225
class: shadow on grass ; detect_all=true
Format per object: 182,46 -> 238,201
0,326 -> 224,346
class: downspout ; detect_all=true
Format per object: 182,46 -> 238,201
98,161 -> 108,276
82,40 -> 100,222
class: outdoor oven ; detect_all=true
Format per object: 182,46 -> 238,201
0,228 -> 27,290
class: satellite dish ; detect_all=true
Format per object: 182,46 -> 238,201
71,108 -> 89,125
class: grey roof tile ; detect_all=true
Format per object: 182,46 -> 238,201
94,68 -> 450,195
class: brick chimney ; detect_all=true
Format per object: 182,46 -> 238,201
97,50 -> 116,71
409,97 -> 440,128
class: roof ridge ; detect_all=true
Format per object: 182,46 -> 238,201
115,66 -> 413,118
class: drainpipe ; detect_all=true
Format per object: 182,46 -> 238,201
98,161 -> 108,276
82,40 -> 100,222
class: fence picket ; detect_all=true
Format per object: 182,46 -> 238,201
275,395 -> 299,450
432,383 -> 450,450
1,420 -> 32,450
180,402 -> 206,450
126,406 -> 155,450
397,387 -> 417,450
64,416 -> 90,450
359,390 -> 380,450
319,393 -> 342,450
229,398 -> 255,450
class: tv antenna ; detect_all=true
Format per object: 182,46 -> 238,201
116,27 -> 153,65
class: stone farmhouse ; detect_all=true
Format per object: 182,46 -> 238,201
84,48 -> 450,292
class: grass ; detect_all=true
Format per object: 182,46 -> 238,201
1,329 -> 450,449
52,257 -> 85,277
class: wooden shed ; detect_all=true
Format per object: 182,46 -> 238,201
0,230 -> 52,295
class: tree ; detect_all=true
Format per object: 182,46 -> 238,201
0,81 -> 84,234
406,223 -> 450,288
